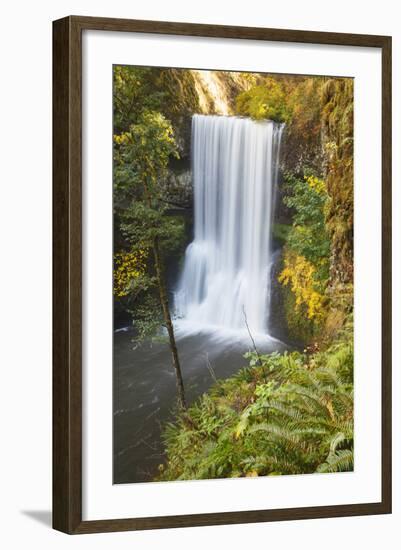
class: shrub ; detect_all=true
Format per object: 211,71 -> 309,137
235,78 -> 290,122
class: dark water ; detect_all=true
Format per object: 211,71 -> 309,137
113,327 -> 286,484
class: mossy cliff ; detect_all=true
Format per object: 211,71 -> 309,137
274,77 -> 354,344
321,79 -> 354,286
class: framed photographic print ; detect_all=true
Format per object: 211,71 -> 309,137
53,16 -> 392,534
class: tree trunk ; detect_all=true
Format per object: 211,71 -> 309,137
152,236 -> 187,409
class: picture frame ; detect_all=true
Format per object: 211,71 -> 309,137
53,15 -> 392,534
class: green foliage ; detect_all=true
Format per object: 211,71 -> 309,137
235,78 -> 290,122
127,293 -> 164,342
277,173 -> 331,338
272,223 -> 291,245
113,66 -> 165,132
113,65 -> 200,134
120,202 -> 185,262
113,65 -> 201,216
282,173 -> 330,283
115,110 -> 185,261
158,329 -> 353,480
113,109 -> 185,340
114,110 -> 178,203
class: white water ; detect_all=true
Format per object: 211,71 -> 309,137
175,114 -> 283,338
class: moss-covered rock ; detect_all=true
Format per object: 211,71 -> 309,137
321,78 -> 354,286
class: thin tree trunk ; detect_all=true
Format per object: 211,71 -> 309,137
152,235 -> 187,409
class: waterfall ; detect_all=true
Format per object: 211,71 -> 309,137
175,114 -> 284,337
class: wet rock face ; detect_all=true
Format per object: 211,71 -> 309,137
268,249 -> 292,344
191,70 -> 250,117
164,168 -> 193,210
172,115 -> 192,159
279,125 -> 325,178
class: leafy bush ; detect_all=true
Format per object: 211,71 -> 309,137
235,78 -> 290,122
278,173 -> 331,333
282,173 -> 330,274
113,250 -> 149,298
279,251 -> 327,321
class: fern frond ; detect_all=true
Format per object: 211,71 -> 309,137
317,449 -> 354,473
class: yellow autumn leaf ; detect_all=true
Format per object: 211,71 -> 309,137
278,251 -> 326,320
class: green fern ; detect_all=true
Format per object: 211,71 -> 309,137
317,449 -> 354,473
158,329 -> 354,481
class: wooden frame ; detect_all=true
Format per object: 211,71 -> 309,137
53,15 -> 392,534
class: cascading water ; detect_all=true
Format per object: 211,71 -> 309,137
175,114 -> 284,337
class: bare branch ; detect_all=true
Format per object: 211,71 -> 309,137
242,305 -> 262,366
